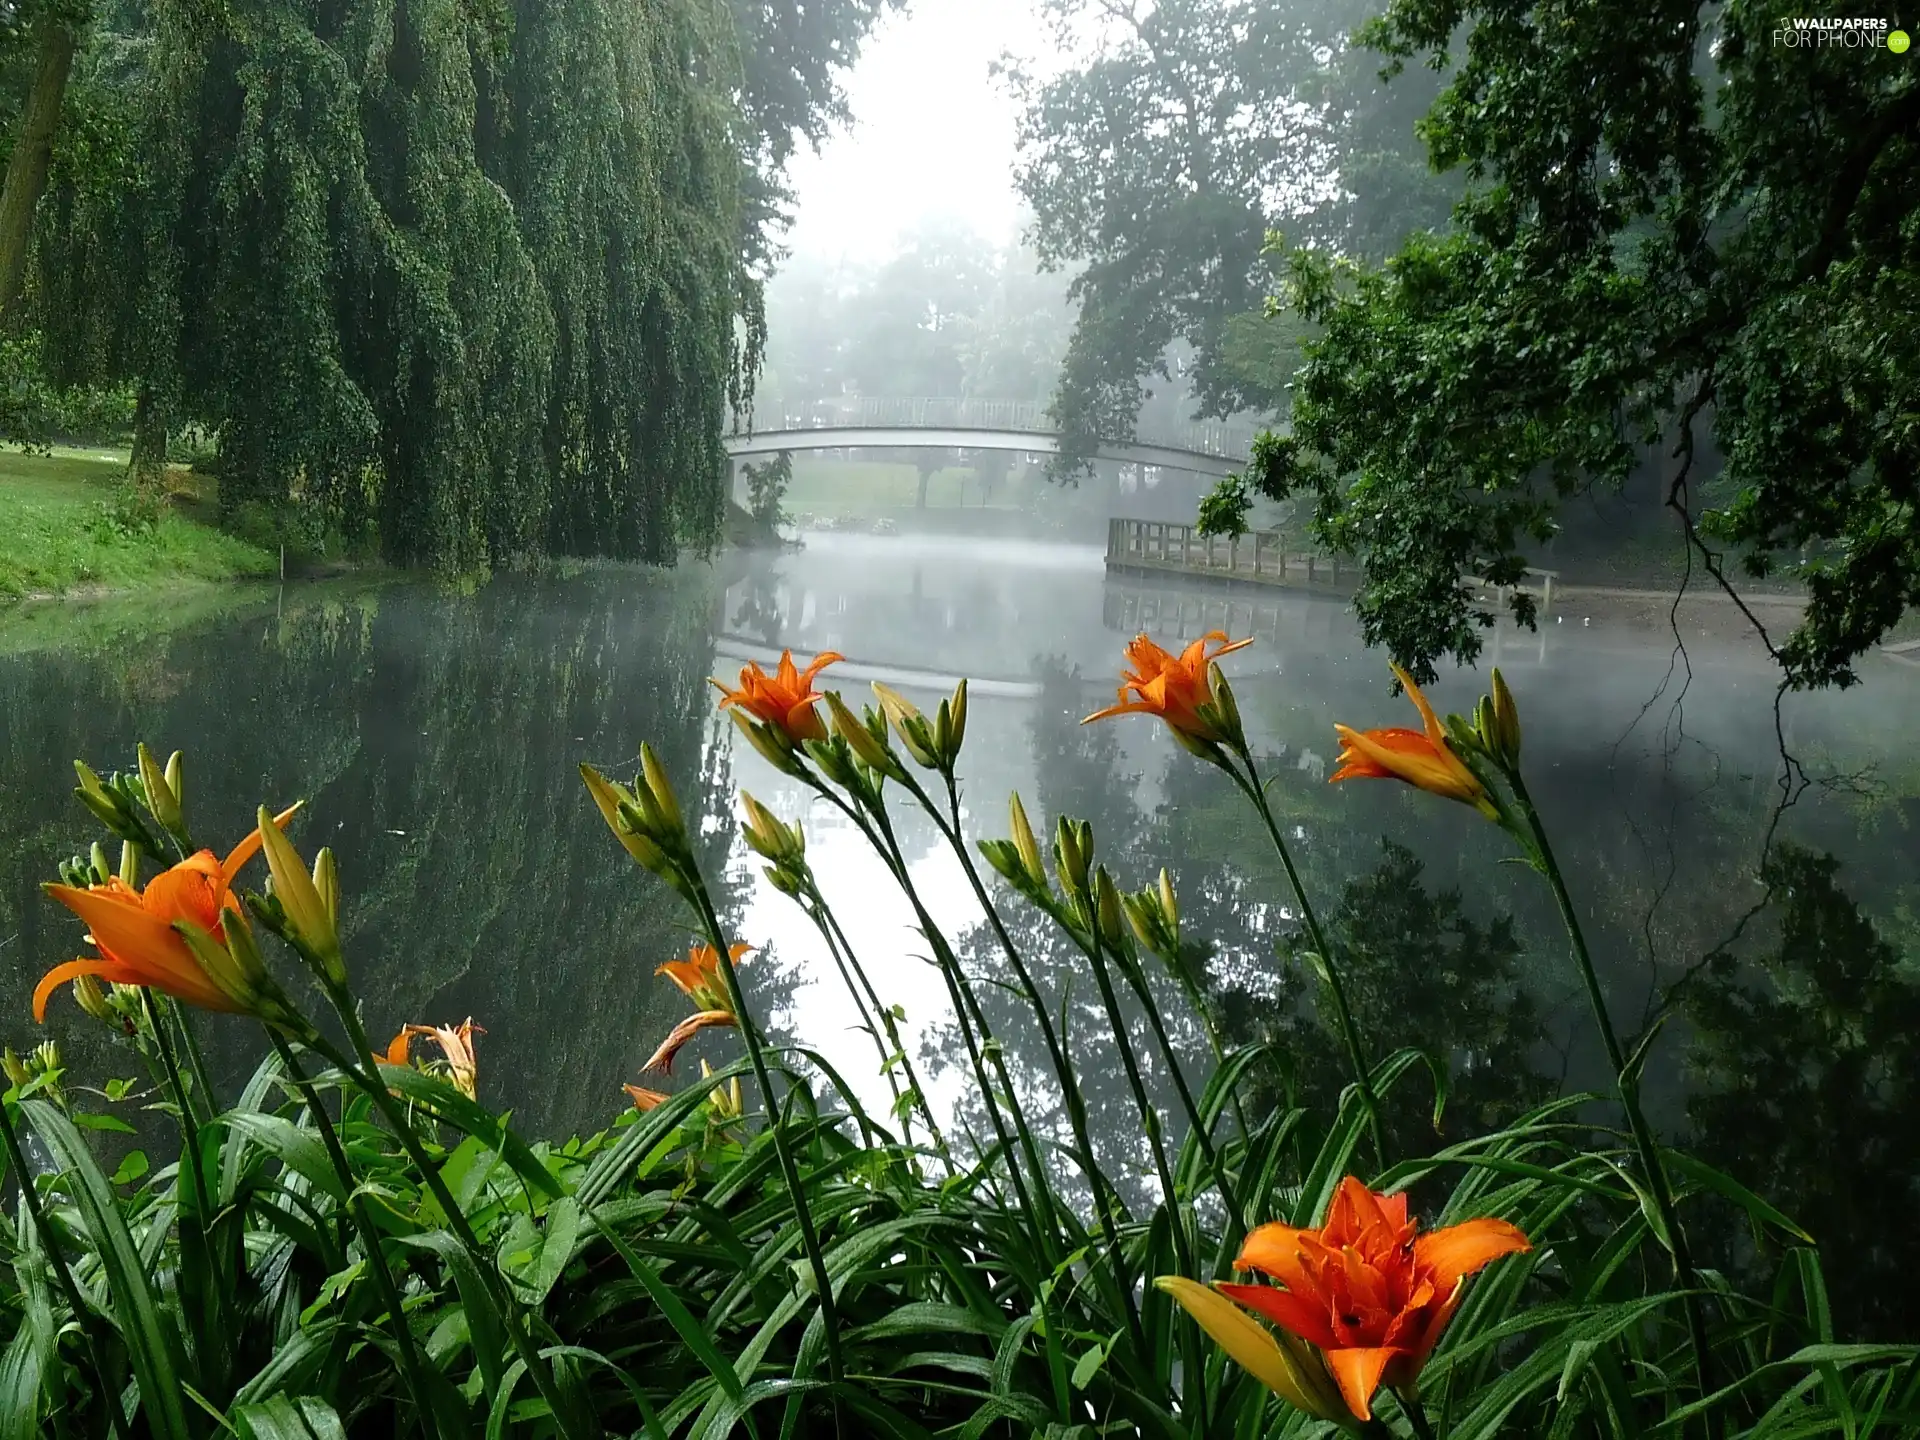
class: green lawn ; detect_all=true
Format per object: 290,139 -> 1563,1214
0,447 -> 276,599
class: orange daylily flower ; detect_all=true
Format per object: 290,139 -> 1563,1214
35,806 -> 299,1022
712,650 -> 844,744
656,942 -> 752,1013
643,943 -> 753,1074
1215,1177 -> 1530,1421
642,1010 -> 736,1076
624,1085 -> 670,1112
386,1018 -> 484,1100
1081,631 -> 1251,743
1332,664 -> 1500,819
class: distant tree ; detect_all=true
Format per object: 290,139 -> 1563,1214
27,0 -> 901,571
842,219 -> 996,398
953,240 -> 1077,403
1003,0 -> 1426,477
1228,0 -> 1920,688
0,0 -> 84,320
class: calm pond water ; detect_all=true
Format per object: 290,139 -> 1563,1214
3,534 -> 1916,1336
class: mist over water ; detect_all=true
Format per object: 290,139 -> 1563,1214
4,538 -> 1915,1332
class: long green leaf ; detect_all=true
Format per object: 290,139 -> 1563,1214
23,1098 -> 192,1440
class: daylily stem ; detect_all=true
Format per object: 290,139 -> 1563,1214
804,885 -> 953,1170
1103,935 -> 1246,1240
680,879 -> 850,1422
268,1031 -> 448,1440
308,1002 -> 594,1440
1505,769 -> 1716,1414
1398,1396 -> 1439,1440
904,772 -> 1152,1366
803,776 -> 1056,1244
1227,746 -> 1386,1163
0,1093 -> 133,1440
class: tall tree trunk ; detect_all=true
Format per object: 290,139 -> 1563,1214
129,383 -> 167,499
0,10 -> 79,321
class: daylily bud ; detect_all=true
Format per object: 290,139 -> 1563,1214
977,839 -> 1027,886
945,679 -> 968,760
728,710 -> 808,776
824,692 -> 905,778
257,805 -> 342,980
1490,668 -> 1521,766
87,841 -> 112,886
2,1049 -> 27,1088
1008,793 -> 1047,888
1473,695 -> 1500,760
164,751 -> 184,810
118,841 -> 138,889
312,849 -> 339,932
1158,868 -> 1179,929
639,744 -> 684,838
1094,870 -> 1127,948
581,765 -> 671,870
701,1059 -> 744,1124
138,742 -> 185,840
71,974 -> 113,1023
1206,663 -> 1246,749
176,915 -> 281,1021
872,683 -> 940,769
73,761 -> 140,844
740,792 -> 805,865
1054,816 -> 1091,899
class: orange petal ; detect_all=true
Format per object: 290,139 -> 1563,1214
1389,663 -> 1445,745
1325,1346 -> 1402,1421
1236,1222 -> 1318,1293
1414,1216 -> 1532,1292
797,651 -> 844,687
47,885 -> 206,994
642,1010 -> 736,1074
625,1085 -> 670,1111
385,1030 -> 414,1067
32,958 -> 128,1023
221,803 -> 302,883
1081,698 -> 1161,725
783,698 -> 826,742
1215,1281 -> 1338,1349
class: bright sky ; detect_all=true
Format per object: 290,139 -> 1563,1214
779,0 -> 1037,265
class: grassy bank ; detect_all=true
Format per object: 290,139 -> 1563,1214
0,447 -> 276,599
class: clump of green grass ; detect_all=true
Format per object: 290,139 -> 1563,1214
0,448 -> 275,599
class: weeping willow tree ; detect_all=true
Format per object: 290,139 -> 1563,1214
34,0 -> 767,570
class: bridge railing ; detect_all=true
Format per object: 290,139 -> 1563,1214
1106,518 -> 1559,612
753,398 -> 1263,462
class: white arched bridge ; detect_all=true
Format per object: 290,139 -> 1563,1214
726,398 -> 1259,476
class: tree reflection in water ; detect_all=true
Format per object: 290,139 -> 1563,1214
0,574 -> 770,1139
1681,843 -> 1920,1341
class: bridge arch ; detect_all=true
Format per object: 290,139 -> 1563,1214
726,398 -> 1262,477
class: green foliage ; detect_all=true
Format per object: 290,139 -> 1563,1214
741,448 -> 792,530
1249,0 -> 1920,687
30,0 -> 899,573
1008,0 -> 1446,476
1195,469 -> 1254,538
0,335 -> 133,448
759,227 -> 1075,413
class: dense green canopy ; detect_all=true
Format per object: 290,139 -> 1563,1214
1242,0 -> 1919,687
23,0 -> 893,570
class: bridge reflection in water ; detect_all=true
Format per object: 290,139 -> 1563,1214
713,530 -> 1560,706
